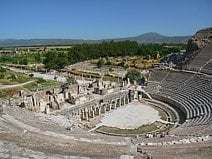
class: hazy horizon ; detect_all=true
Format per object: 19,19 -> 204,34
0,31 -> 193,40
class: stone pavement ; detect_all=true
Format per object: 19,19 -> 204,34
0,140 -> 90,159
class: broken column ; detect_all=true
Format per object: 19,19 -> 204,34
127,78 -> 130,86
45,105 -> 50,114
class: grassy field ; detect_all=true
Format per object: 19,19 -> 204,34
96,122 -> 161,136
153,106 -> 168,121
102,75 -> 119,82
0,80 -> 60,99
148,102 -> 178,123
23,78 -> 60,91
0,67 -> 32,85
0,67 -> 61,99
0,87 -> 21,99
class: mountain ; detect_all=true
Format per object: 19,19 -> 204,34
112,32 -> 191,43
0,32 -> 191,47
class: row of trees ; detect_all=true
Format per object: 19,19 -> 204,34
0,53 -> 42,65
44,41 -> 183,69
43,52 -> 68,69
67,41 -> 139,64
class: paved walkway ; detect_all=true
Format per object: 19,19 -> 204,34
97,101 -> 160,129
3,66 -> 67,82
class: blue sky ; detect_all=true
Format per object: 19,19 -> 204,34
0,0 -> 211,39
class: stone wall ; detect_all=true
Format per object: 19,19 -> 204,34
17,86 -> 68,113
150,93 -> 187,123
16,79 -> 128,114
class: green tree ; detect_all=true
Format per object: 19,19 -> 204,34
97,58 -> 105,68
42,41 -> 182,69
34,53 -> 42,62
0,67 -> 6,79
19,58 -> 28,65
0,67 -> 6,73
57,52 -> 68,69
43,52 -> 68,70
66,75 -> 76,85
125,69 -> 141,83
43,52 -> 57,69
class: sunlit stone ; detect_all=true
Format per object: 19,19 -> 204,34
99,101 -> 160,129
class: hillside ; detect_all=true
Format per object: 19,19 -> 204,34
111,32 -> 190,44
0,32 -> 191,47
183,27 -> 212,74
0,66 -> 61,99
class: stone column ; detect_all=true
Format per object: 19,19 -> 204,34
98,107 -> 101,115
45,105 -> 50,114
77,85 -> 80,95
101,104 -> 106,113
81,110 -> 85,120
122,81 -> 125,87
85,111 -> 89,121
19,90 -> 24,97
9,98 -> 12,106
134,90 -> 138,99
123,97 -> 125,106
119,98 -> 121,107
127,78 -> 130,86
109,103 -> 112,111
94,107 -> 97,115
105,103 -> 108,111
125,96 -> 129,104
104,105 -> 107,113
138,95 -> 142,101
100,104 -> 105,113
114,101 -> 117,109
91,110 -> 95,118
100,105 -> 103,114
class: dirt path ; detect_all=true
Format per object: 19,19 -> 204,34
0,80 -> 35,89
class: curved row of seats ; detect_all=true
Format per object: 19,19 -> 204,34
145,69 -> 212,135
203,61 -> 212,70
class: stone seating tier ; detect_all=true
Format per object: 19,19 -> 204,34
145,69 -> 212,135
